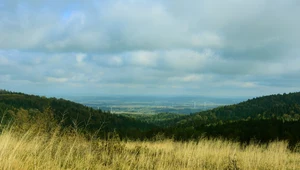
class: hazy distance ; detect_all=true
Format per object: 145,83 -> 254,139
64,95 -> 247,114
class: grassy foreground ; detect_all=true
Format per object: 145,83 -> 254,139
0,126 -> 300,170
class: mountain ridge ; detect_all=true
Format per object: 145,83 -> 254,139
1,90 -> 300,145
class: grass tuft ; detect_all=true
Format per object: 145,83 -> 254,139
0,125 -> 299,170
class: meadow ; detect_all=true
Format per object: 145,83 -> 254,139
0,125 -> 299,170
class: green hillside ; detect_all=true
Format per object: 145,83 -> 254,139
121,112 -> 186,127
1,90 -> 300,147
0,90 -> 155,139
156,92 -> 300,146
175,92 -> 300,126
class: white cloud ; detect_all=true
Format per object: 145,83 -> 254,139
183,74 -> 203,82
47,77 -> 68,83
241,82 -> 257,88
191,32 -> 223,48
168,74 -> 204,83
163,49 -> 214,71
216,80 -> 258,89
76,53 -> 86,64
0,0 -> 299,97
129,51 -> 159,67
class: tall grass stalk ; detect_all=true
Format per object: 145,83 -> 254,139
0,125 -> 299,170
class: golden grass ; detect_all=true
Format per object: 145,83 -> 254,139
0,127 -> 299,170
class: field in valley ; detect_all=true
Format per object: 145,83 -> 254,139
67,96 -> 235,114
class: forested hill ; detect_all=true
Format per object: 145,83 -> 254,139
0,90 -> 155,138
1,90 -> 300,145
175,92 -> 300,126
159,92 -> 300,145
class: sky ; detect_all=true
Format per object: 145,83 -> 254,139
0,0 -> 300,97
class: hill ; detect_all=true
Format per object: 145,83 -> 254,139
0,90 -> 155,139
1,90 -> 300,146
173,92 -> 300,125
121,112 -> 186,127
1,90 -> 300,169
156,92 -> 300,146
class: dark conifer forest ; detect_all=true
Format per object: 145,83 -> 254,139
1,90 -> 300,147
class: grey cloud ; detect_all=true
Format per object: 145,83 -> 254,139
0,0 -> 223,52
0,0 -> 298,66
0,0 -> 299,96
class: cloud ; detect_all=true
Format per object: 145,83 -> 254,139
76,53 -> 87,64
218,80 -> 258,89
5,0 -> 297,54
162,50 -> 211,71
191,32 -> 223,48
129,51 -> 159,67
0,0 -> 299,97
47,77 -> 68,83
0,56 -> 10,65
108,56 -> 123,66
168,74 -> 206,83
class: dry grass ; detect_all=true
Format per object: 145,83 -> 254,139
0,126 -> 300,170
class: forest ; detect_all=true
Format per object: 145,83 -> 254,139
1,89 -> 300,147
1,89 -> 300,169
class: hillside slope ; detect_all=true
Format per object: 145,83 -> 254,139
157,92 -> 300,145
0,90 -> 155,138
177,92 -> 300,126
1,90 -> 300,145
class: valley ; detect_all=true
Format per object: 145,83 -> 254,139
65,95 -> 245,114
1,90 -> 300,169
